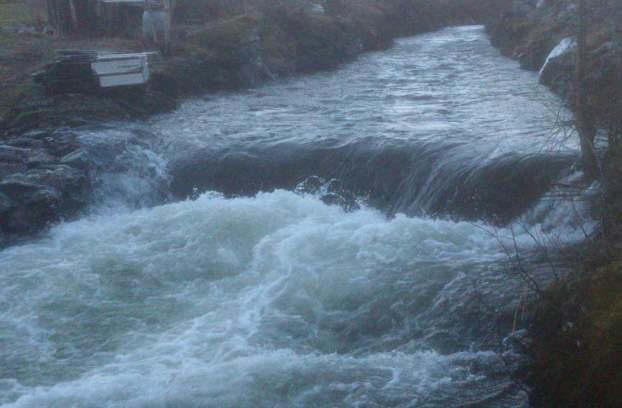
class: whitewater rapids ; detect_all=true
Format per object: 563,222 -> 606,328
0,26 -> 590,407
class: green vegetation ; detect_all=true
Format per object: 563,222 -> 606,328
487,1 -> 622,405
530,262 -> 622,407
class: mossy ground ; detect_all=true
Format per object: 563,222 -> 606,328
530,259 -> 622,407
0,2 -> 39,27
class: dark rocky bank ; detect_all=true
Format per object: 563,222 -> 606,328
487,0 -> 622,132
0,0 -> 511,244
487,1 -> 622,406
0,129 -> 89,244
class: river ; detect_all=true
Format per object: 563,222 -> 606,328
0,26 -> 590,407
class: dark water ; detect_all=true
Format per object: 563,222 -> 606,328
0,26 -> 590,407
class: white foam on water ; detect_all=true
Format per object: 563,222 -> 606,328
1,191 -> 524,407
0,25 -> 591,407
76,126 -> 171,214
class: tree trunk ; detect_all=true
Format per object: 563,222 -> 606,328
576,0 -> 598,178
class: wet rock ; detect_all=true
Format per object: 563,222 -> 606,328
295,176 -> 324,194
296,177 -> 360,212
323,179 -> 360,212
539,51 -> 574,100
0,180 -> 60,235
4,93 -> 130,133
0,162 -> 90,238
0,126 -> 94,241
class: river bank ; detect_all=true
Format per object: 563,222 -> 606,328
0,0 -> 512,244
487,1 -> 622,405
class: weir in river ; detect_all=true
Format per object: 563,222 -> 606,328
0,26 -> 591,407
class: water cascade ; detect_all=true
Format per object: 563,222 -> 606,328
0,26 -> 591,407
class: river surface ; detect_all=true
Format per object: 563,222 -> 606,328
1,26 -> 590,407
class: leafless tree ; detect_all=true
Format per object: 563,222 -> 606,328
575,0 -> 598,179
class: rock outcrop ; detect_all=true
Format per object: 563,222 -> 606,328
487,0 -> 622,130
0,130 -> 90,245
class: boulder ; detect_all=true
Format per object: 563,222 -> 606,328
0,163 -> 90,238
0,180 -> 60,236
539,50 -> 574,100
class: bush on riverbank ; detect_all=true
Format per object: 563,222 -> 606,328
487,1 -> 622,405
526,153 -> 622,405
529,261 -> 622,406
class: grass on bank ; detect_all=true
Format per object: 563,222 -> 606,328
0,2 -> 45,28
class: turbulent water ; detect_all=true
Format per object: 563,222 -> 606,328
1,27 -> 592,407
